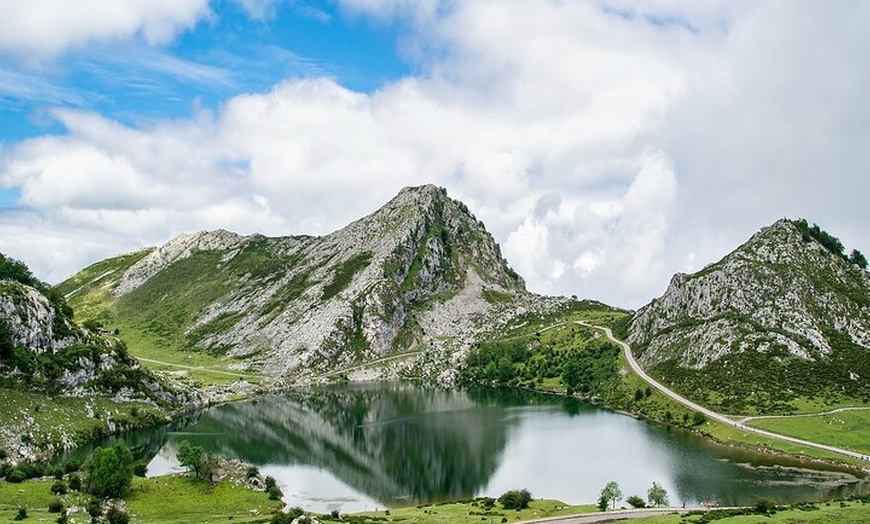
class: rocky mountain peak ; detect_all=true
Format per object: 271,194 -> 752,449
626,218 -> 869,412
63,186 -> 545,381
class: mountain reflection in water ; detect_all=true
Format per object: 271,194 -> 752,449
63,383 -> 868,513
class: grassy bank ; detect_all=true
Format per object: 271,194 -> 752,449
0,388 -> 168,459
0,475 -> 282,524
746,410 -> 870,456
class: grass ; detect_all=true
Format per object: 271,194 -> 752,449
747,409 -> 870,455
0,388 -> 167,451
346,499 -> 595,524
0,475 -> 282,524
113,317 -> 261,387
126,475 -> 282,523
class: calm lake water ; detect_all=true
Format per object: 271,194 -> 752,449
71,383 -> 868,513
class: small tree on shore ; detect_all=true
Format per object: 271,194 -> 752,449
647,482 -> 669,507
177,440 -> 216,482
598,481 -> 622,510
84,442 -> 134,499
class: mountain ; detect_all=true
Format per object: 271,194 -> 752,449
627,218 -> 870,414
61,185 -> 560,381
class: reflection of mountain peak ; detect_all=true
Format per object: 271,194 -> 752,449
164,384 -> 515,505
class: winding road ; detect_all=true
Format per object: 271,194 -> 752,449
576,322 -> 869,463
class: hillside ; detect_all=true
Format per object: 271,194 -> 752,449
60,185 -> 563,382
0,253 -> 186,463
627,219 -> 870,415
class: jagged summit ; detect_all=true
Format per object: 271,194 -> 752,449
62,186 -> 548,380
627,218 -> 869,413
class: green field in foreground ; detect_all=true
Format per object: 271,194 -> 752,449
349,499 -> 595,523
0,475 -> 282,524
627,500 -> 870,524
4,475 -> 869,524
747,409 -> 870,455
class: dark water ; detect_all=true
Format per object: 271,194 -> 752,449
66,383 -> 868,513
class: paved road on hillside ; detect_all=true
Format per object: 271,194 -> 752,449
520,508 -> 685,524
576,322 -> 869,463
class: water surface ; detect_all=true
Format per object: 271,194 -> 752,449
70,383 -> 867,513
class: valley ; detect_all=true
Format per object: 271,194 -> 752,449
1,186 -> 869,524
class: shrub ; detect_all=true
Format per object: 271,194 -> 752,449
50,480 -> 68,495
6,468 -> 27,483
498,488 -> 532,510
48,499 -> 64,513
267,485 -> 284,500
106,506 -> 130,524
13,507 -> 27,521
87,498 -> 103,519
68,473 -> 82,491
754,496 -> 777,514
133,461 -> 148,477
271,507 -> 304,524
246,465 -> 260,478
626,495 -> 646,508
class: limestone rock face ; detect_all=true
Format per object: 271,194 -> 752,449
0,282 -> 77,353
0,276 -> 179,401
67,185 -> 562,380
627,219 -> 870,371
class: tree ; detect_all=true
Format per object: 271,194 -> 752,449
562,357 -> 583,395
647,482 -> 669,507
850,249 -> 868,269
84,442 -> 133,499
177,440 -> 216,481
599,481 -> 622,510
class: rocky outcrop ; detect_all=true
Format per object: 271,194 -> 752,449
64,185 -> 563,381
628,218 -> 870,370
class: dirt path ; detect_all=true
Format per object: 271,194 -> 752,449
737,406 -> 870,424
576,322 -> 870,463
137,357 -> 256,378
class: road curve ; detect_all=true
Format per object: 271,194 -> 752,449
576,322 -> 869,463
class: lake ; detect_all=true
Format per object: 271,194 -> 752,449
71,383 -> 868,513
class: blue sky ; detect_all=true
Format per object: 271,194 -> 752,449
1,1 -> 868,308
1,1 -> 409,141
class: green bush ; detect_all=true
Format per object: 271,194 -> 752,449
498,488 -> 532,510
13,507 -> 27,521
50,480 -> 68,495
87,498 -> 102,519
106,506 -> 130,524
133,461 -> 148,477
267,485 -> 284,500
271,507 -> 305,524
48,499 -> 64,513
626,495 -> 646,508
6,468 -> 27,483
